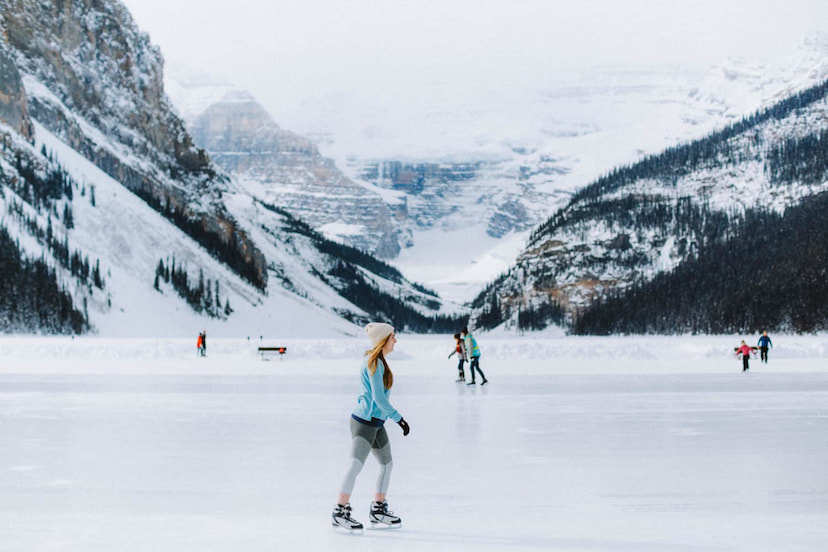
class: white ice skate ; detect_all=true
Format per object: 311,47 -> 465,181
331,503 -> 363,531
368,500 -> 402,528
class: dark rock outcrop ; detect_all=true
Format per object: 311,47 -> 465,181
0,41 -> 33,140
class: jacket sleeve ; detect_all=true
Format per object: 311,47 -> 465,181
370,361 -> 402,422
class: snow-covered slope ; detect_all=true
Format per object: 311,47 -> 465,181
469,77 -> 828,330
0,0 -> 458,337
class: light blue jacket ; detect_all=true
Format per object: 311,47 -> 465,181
464,333 -> 481,358
352,358 -> 402,423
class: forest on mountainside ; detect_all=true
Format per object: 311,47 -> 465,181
531,77 -> 828,245
0,224 -> 88,334
470,77 -> 828,334
259,201 -> 465,333
573,191 -> 828,334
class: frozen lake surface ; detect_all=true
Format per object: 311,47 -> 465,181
1,335 -> 827,551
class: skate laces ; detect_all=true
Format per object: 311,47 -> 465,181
372,501 -> 392,515
336,503 -> 355,518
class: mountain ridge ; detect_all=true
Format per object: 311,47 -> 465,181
469,75 -> 828,332
0,0 -> 461,336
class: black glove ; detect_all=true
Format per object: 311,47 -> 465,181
397,418 -> 410,436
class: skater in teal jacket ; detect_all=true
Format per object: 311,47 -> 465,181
462,327 -> 488,385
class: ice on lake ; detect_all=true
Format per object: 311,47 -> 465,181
1,334 -> 827,551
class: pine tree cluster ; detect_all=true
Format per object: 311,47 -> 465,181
138,189 -> 266,291
154,257 -> 232,318
765,128 -> 828,186
258,200 -> 438,293
6,200 -> 104,291
257,199 -> 455,329
0,148 -> 104,334
326,261 -> 464,333
0,224 -> 88,334
573,191 -> 828,334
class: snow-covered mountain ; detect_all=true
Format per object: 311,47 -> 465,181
468,77 -> 828,331
167,35 -> 828,304
166,79 -> 404,258
0,0 -> 458,337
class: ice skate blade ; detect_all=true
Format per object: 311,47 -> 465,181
368,521 -> 402,530
332,523 -> 363,533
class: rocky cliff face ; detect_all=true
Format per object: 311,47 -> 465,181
0,42 -> 33,140
0,0 -> 267,287
358,156 -> 561,239
180,89 -> 402,258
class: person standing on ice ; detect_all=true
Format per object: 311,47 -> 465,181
201,330 -> 207,357
757,331 -> 773,363
736,340 -> 753,372
331,322 -> 410,531
462,327 -> 488,385
448,333 -> 467,382
196,332 -> 203,357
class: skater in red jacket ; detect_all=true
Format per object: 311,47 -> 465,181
735,340 -> 753,372
447,333 -> 467,382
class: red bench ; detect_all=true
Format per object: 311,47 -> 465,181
258,346 -> 287,360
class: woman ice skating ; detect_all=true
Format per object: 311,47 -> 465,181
448,333 -> 467,382
736,340 -> 753,372
757,331 -> 773,363
462,327 -> 488,385
331,322 -> 410,531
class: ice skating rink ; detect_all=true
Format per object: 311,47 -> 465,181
1,335 -> 826,551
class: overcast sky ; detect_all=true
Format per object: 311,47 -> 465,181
122,0 -> 828,153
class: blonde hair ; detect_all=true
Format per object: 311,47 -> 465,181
365,335 -> 394,390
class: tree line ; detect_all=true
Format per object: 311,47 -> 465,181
573,191 -> 828,334
0,224 -> 88,334
325,261 -> 464,333
529,76 -> 828,246
154,257 -> 232,318
257,199 -> 455,330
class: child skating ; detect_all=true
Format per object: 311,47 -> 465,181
735,340 -> 754,372
448,333 -> 467,382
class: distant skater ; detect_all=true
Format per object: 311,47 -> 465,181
736,340 -> 753,372
757,331 -> 773,363
196,332 -> 203,357
448,333 -> 467,382
201,330 -> 207,357
462,327 -> 488,385
331,322 -> 410,531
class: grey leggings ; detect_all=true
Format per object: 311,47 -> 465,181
339,418 -> 393,496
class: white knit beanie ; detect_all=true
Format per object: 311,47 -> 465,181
365,322 -> 394,347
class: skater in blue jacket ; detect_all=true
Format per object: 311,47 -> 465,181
757,331 -> 773,363
331,322 -> 410,531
